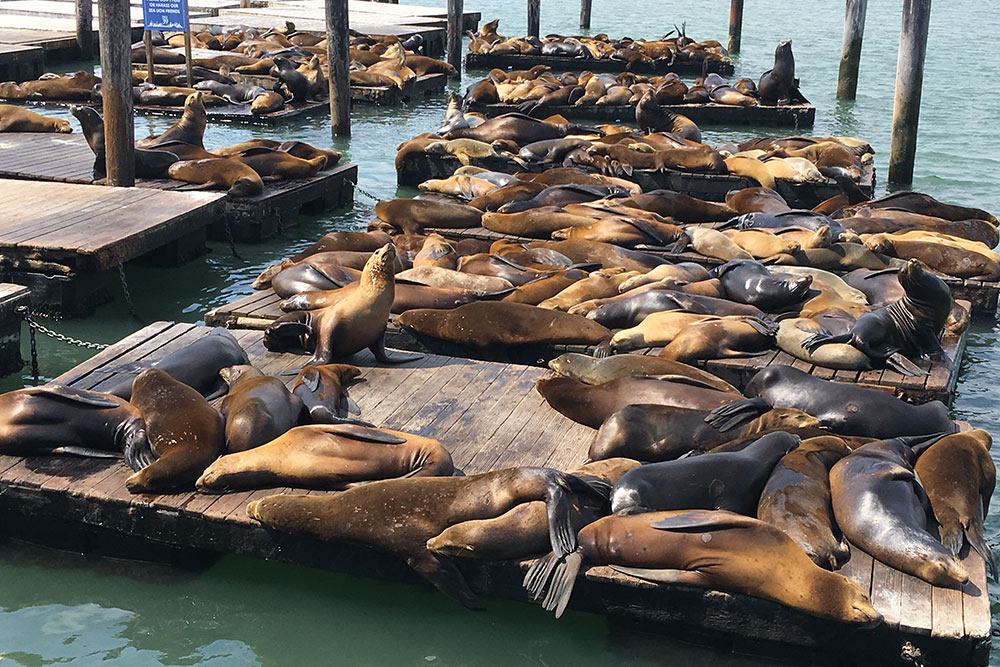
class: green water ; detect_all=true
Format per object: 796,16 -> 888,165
1,0 -> 998,664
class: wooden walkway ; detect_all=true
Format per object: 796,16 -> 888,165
466,52 -> 735,76
0,320 -> 988,665
477,101 -> 816,128
0,133 -> 357,242
204,289 -> 968,406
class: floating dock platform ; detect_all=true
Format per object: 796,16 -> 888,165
226,70 -> 449,108
0,133 -> 357,242
0,42 -> 43,82
205,289 -> 968,406
0,282 -> 29,374
0,179 -> 223,315
465,52 -> 735,76
476,101 -> 816,128
0,320 -> 988,666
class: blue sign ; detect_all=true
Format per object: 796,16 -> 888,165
142,0 -> 188,31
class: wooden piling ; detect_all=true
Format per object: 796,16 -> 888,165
75,0 -> 93,59
326,0 -> 351,136
183,31 -> 193,87
728,0 -> 743,55
836,0 -> 868,100
97,0 -> 135,186
889,0 -> 931,185
580,0 -> 592,30
144,31 -> 154,83
527,0 -> 540,38
446,0 -> 463,71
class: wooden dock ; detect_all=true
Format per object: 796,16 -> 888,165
0,133 -> 357,243
465,52 -> 735,76
0,282 -> 29,375
204,288 -> 968,406
396,152 -> 876,209
0,320 -> 988,666
0,42 -> 43,82
0,179 -> 223,315
228,70 -> 449,107
476,101 -> 816,128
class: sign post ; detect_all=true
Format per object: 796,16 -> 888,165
141,0 -> 192,84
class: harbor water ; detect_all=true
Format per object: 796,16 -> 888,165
0,0 -> 997,664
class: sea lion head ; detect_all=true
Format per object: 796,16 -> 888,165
898,258 -> 952,329
220,364 -> 263,386
252,259 -> 294,289
185,91 -> 206,115
822,575 -> 882,628
758,407 -> 821,431
548,353 -> 595,382
362,244 -> 398,292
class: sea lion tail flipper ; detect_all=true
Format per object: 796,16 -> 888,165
592,340 -> 613,359
886,352 -> 927,377
370,337 -> 424,365
744,316 -> 779,338
30,385 -> 121,408
408,553 -> 484,610
50,446 -> 123,459
703,397 -> 773,431
964,517 -> 998,580
523,550 -> 583,618
564,473 -> 613,502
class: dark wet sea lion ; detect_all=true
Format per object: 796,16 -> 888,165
270,264 -> 360,298
196,423 -> 452,491
842,268 -> 905,307
247,467 -> 609,608
586,288 -> 765,329
125,369 -> 225,493
758,436 -> 852,569
167,158 -> 264,197
547,353 -> 738,393
722,209 -> 846,239
106,328 -> 250,400
913,430 -> 997,579
291,363 -> 362,424
71,105 -> 179,179
634,90 -> 701,142
444,113 -> 596,143
710,366 -> 956,438
758,39 -> 796,104
219,365 -> 303,453
524,509 -> 881,624
610,431 -> 800,515
497,184 -> 626,213
272,56 -> 310,102
712,259 -> 813,311
536,376 -> 742,429
830,438 -> 968,587
0,385 -> 150,469
136,91 -> 207,148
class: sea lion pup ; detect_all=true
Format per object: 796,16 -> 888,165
219,365 -> 303,453
397,302 -> 612,356
291,363 -> 364,424
548,352 -> 738,393
523,509 -> 882,626
712,259 -> 813,311
247,466 -> 611,608
125,369 -> 225,493
801,259 -> 951,375
196,423 -> 453,492
264,245 -> 420,365
913,430 -> 997,579
611,431 -> 800,515
105,328 -> 250,400
831,438 -> 969,587
536,376 -> 742,430
0,105 -> 71,133
427,458 -> 640,560
0,384 -> 151,469
374,198 -> 483,235
136,91 -> 207,148
757,436 -> 852,569
591,403 -> 818,462
167,158 -> 264,197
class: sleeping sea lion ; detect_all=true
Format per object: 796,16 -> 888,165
0,105 -> 70,133
712,259 -> 813,311
233,148 -> 326,179
167,158 -> 264,197
291,363 -> 363,424
547,353 -> 738,393
219,365 -> 303,452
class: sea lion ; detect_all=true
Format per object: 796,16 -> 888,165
70,105 -> 179,179
610,431 -> 801,515
758,436 -> 852,569
619,190 -> 734,222
547,353 -> 738,393
125,368 -> 225,493
219,365 -> 303,453
758,39 -> 797,104
709,366 -> 956,438
501,269 -> 589,305
444,113 -> 594,144
842,267 -> 906,307
0,384 -> 150,469
863,231 -> 1000,280
482,207 -> 596,237
685,227 -> 753,261
536,376 -> 742,429
105,328 -> 250,400
272,56 -> 310,102
247,466 -> 609,608
723,228 -> 801,258
712,259 -> 813,311
830,438 -> 969,587
251,90 -> 285,114
167,158 -> 264,197
264,245 -> 418,365
723,209 -> 845,239
524,509 -> 882,625
609,311 -> 775,352
396,266 -> 513,293
375,199 -> 482,235
635,90 -> 700,142
552,215 -> 684,247
291,363 -> 363,424
233,148 -> 326,180
590,403 -> 817,462
278,140 -> 341,165
777,318 -> 872,371
773,243 -> 898,272
271,264 -> 360,298
843,191 -> 996,225
136,91 -> 207,148
286,231 -> 394,263
913,430 -> 997,579
533,240 -> 669,272
537,271 -> 635,311
196,423 -> 453,492
725,187 -> 791,214
279,282 -> 483,315
0,105 -> 70,133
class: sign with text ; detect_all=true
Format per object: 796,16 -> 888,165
142,0 -> 188,31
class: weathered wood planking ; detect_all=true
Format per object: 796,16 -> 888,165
0,43 -> 43,82
0,133 -> 357,242
476,101 -> 816,128
204,288 -> 969,406
465,52 -> 735,76
0,320 -> 987,665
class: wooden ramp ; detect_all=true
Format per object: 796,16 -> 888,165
204,289 -> 968,406
0,320 -> 989,666
0,133 -> 357,242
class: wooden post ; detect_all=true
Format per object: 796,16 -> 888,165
836,0 -> 868,100
446,0 -> 463,71
97,0 -> 135,186
527,0 -> 540,38
888,0 -> 931,185
75,0 -> 93,58
183,30 -> 193,86
326,0 -> 350,136
144,30 -> 154,83
728,0 -> 743,54
580,0 -> 591,30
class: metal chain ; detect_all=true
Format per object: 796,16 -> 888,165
17,306 -> 107,351
222,216 -> 246,262
116,261 -> 142,322
346,176 -> 381,203
26,320 -> 38,385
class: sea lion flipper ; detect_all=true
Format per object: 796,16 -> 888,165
649,510 -> 759,532
886,353 -> 927,377
965,512 -> 998,580
523,550 -> 583,618
50,446 -> 123,459
610,565 -> 703,587
370,336 -> 423,365
319,423 -> 407,444
645,374 -> 729,392
592,341 -> 612,359
344,394 -> 361,415
407,552 -> 484,610
29,385 -> 121,408
546,480 -> 576,559
703,397 -> 772,432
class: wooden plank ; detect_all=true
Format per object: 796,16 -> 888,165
961,550 -> 992,644
897,571 -> 933,635
931,581 -> 965,640
871,558 -> 903,628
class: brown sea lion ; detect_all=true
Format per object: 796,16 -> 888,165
481,207 -> 596,237
537,270 -> 635,311
0,71 -> 99,100
375,198 -> 483,234
501,269 -> 589,305
278,140 -> 341,165
413,233 -> 458,269
0,105 -> 71,133
533,240 -> 669,272
167,158 -> 264,197
251,90 -> 285,114
547,353 -> 738,393
136,91 -> 206,148
125,368 -> 225,493
279,282 -> 483,314
233,148 -> 326,180
863,231 -> 1000,280
551,215 -> 685,247
395,266 -> 512,293
219,365 -> 303,453
725,187 -> 791,214
723,228 -> 801,258
524,509 -> 881,625
291,363 -> 362,424
284,231 -> 394,264
618,190 -> 734,222
840,191 -> 996,225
